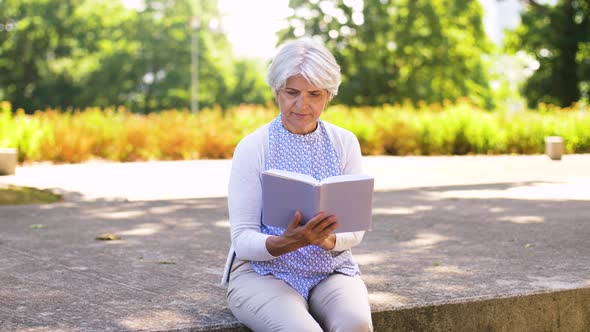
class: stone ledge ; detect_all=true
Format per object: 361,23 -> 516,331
371,287 -> 590,332
204,287 -> 590,332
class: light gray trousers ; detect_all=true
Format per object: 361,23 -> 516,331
227,259 -> 373,332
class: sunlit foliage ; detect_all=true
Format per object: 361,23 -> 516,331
1,102 -> 588,163
279,0 -> 494,108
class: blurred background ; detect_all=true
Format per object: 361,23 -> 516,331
1,0 -> 589,163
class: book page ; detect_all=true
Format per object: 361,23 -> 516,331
262,170 -> 374,232
319,173 -> 373,185
318,176 -> 374,232
263,169 -> 319,186
262,172 -> 319,229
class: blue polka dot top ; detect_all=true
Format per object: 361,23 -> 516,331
249,115 -> 360,300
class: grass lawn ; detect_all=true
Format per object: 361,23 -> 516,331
0,185 -> 62,205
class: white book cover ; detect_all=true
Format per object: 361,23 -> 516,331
261,169 -> 374,233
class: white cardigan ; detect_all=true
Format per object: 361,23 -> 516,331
221,121 -> 366,286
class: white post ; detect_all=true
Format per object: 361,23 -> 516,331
545,136 -> 564,161
0,148 -> 17,175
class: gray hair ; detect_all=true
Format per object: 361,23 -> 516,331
266,38 -> 341,100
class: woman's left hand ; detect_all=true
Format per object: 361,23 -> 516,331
265,211 -> 339,256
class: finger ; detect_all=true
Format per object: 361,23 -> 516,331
306,212 -> 327,229
317,215 -> 339,233
311,214 -> 337,231
312,220 -> 339,247
286,210 -> 302,230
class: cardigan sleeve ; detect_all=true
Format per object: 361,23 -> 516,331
228,129 -> 275,262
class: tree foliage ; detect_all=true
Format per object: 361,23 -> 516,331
503,0 -> 590,107
3,0 -> 588,112
278,0 -> 494,108
0,0 -> 270,113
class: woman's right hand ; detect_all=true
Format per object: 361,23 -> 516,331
265,211 -> 339,257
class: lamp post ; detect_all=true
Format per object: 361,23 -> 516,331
191,17 -> 200,114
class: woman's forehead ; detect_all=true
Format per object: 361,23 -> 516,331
285,75 -> 323,91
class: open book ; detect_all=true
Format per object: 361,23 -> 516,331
261,169 -> 374,233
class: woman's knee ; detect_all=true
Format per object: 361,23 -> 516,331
228,287 -> 323,332
327,311 -> 373,332
231,302 -> 323,332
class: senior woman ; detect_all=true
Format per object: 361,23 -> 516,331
222,38 -> 373,332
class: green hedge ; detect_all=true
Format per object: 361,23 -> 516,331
1,100 -> 588,163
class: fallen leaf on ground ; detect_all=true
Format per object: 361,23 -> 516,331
96,233 -> 121,241
29,224 -> 47,229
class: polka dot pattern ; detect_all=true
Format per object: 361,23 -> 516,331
249,115 -> 359,300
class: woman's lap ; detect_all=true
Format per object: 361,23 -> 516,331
227,259 -> 372,332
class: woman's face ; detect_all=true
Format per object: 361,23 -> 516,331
277,75 -> 329,135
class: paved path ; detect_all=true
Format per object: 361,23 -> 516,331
0,155 -> 589,331
2,155 -> 589,201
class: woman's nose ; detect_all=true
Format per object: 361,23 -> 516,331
295,94 -> 309,107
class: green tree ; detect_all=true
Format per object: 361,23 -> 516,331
279,0 -> 494,108
129,0 -> 243,112
0,0 -> 80,111
227,58 -> 273,106
503,0 -> 590,107
0,0 -> 157,112
66,1 -> 142,110
0,0 -> 269,113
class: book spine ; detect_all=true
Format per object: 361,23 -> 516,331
314,185 -> 322,215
